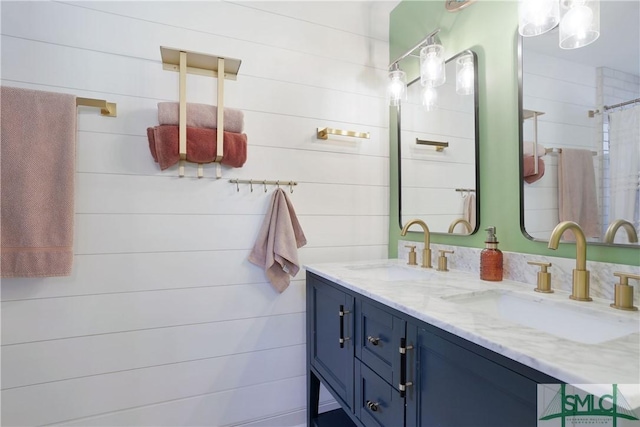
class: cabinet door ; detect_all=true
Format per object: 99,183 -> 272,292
406,324 -> 540,427
355,361 -> 405,427
308,274 -> 355,411
356,300 -> 405,389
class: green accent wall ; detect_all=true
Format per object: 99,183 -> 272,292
388,0 -> 639,266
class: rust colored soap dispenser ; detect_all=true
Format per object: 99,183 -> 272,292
480,226 -> 503,281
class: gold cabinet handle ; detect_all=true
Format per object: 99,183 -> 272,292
367,336 -> 380,346
366,400 -> 380,412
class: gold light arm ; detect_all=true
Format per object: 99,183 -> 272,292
76,97 -> 117,117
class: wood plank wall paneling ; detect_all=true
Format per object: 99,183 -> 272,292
0,1 -> 394,425
522,50 -> 598,238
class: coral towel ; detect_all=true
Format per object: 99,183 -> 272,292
157,102 -> 244,133
146,125 -> 247,170
523,155 -> 546,184
1,86 -> 77,277
248,189 -> 307,293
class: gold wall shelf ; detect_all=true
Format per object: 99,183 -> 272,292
76,97 -> 117,117
316,127 -> 370,140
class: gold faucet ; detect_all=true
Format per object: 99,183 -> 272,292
604,219 -> 639,244
448,218 -> 473,234
547,221 -> 592,301
401,219 -> 432,268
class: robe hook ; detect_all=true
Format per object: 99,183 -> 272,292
236,180 -> 240,192
276,180 -> 280,189
249,179 -> 253,192
263,180 -> 267,193
290,182 -> 294,194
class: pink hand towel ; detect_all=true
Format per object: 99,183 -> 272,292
558,148 -> 599,238
146,125 -> 247,170
157,102 -> 244,133
248,189 -> 307,293
523,155 -> 546,184
1,86 -> 77,277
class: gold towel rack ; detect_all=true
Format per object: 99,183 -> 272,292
229,179 -> 298,193
416,138 -> 448,152
545,147 -> 597,156
76,97 -> 117,117
317,127 -> 370,140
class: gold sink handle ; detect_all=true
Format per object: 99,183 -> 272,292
528,261 -> 553,293
611,272 -> 640,311
437,250 -> 454,272
405,245 -> 417,266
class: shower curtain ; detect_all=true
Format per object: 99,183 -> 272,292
608,105 -> 640,241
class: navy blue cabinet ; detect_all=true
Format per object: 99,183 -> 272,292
307,272 -> 560,427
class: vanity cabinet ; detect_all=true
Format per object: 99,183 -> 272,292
307,271 -> 561,427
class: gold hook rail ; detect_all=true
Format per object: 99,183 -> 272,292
455,188 -> 475,193
416,138 -> 449,152
76,97 -> 117,117
317,127 -> 370,140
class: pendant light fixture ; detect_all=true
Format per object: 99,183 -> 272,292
388,63 -> 407,107
456,53 -> 475,95
420,37 -> 446,88
559,0 -> 600,49
518,0 -> 560,37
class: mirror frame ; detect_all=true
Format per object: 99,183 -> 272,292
398,49 -> 481,233
517,34 -> 638,248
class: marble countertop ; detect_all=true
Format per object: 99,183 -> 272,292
305,259 -> 640,406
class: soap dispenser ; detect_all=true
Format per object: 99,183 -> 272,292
480,226 -> 503,281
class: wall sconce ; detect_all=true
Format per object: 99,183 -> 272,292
388,63 -> 407,107
420,37 -> 446,88
518,0 -> 560,36
456,53 -> 475,95
559,0 -> 600,49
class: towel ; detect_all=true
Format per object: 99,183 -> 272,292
146,125 -> 247,170
157,102 -> 244,133
248,188 -> 307,293
558,148 -> 599,238
523,155 -> 546,184
1,86 -> 77,277
463,192 -> 476,227
523,141 -> 546,157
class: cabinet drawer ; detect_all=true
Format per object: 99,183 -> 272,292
355,361 -> 404,427
356,300 -> 405,388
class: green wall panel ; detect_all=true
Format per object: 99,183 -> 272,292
388,0 -> 639,266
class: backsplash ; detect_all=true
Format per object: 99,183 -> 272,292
398,240 -> 640,301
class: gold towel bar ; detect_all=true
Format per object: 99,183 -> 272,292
545,147 -> 597,156
317,127 -> 370,140
76,97 -> 117,117
416,138 -> 448,151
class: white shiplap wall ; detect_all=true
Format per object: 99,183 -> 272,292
522,50 -> 598,240
0,1 -> 393,425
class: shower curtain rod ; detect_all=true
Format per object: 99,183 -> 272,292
588,97 -> 640,117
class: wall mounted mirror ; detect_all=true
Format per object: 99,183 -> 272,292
519,0 -> 639,247
399,50 -> 479,234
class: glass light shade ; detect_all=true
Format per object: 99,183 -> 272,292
518,0 -> 560,37
559,0 -> 600,49
456,54 -> 475,95
422,86 -> 438,111
420,44 -> 445,88
388,67 -> 407,106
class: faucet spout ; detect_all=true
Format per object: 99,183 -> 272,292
447,218 -> 473,234
604,219 -> 639,244
401,219 -> 432,268
548,221 -> 592,301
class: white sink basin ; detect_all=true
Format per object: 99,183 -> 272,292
345,263 -> 436,282
443,289 -> 639,344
